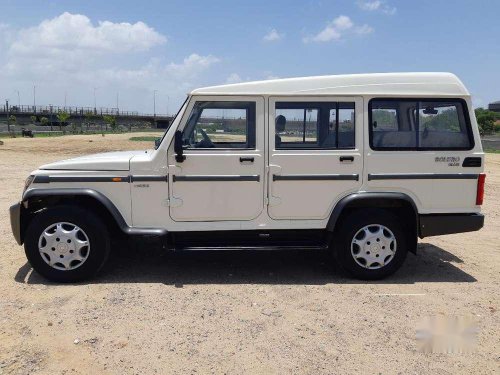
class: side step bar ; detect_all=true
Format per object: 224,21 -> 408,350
173,245 -> 329,251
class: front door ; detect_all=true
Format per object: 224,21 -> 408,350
169,96 -> 265,221
268,96 -> 363,220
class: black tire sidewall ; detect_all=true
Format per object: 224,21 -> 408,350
334,209 -> 408,280
24,206 -> 110,282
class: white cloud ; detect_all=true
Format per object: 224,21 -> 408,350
355,24 -> 374,35
357,1 -> 396,15
263,29 -> 284,42
165,54 -> 220,78
303,15 -> 373,43
225,73 -> 243,84
9,12 -> 166,56
0,13 -> 220,112
332,15 -> 353,30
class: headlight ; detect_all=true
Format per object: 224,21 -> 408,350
24,175 -> 35,193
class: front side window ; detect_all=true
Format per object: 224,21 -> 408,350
275,102 -> 355,149
182,101 -> 256,149
370,99 -> 473,150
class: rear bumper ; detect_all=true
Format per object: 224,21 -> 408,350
419,213 -> 484,238
9,202 -> 22,245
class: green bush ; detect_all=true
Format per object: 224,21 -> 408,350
495,122 -> 500,133
475,108 -> 496,135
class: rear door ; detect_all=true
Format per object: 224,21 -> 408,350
268,96 -> 363,220
169,96 -> 265,221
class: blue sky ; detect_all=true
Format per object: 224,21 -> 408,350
0,0 -> 499,113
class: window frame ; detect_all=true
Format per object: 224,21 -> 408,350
182,100 -> 257,150
368,97 -> 475,151
274,101 -> 356,150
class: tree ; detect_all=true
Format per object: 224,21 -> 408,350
40,117 -> 49,127
9,115 -> 17,125
103,115 -> 117,132
475,108 -> 496,135
30,115 -> 37,124
56,111 -> 70,132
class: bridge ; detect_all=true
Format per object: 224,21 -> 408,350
0,103 -> 172,128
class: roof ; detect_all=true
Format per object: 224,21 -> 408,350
489,101 -> 500,105
191,72 -> 469,97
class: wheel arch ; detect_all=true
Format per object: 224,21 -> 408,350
326,192 -> 419,253
20,188 -> 166,244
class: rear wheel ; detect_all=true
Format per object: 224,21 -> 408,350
332,209 -> 408,280
24,206 -> 110,282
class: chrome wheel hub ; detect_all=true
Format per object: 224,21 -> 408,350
38,222 -> 90,271
351,224 -> 397,269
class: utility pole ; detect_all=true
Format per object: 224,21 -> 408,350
6,99 -> 10,133
93,87 -> 98,114
33,85 -> 36,113
116,92 -> 119,114
166,95 -> 170,116
49,104 -> 53,131
16,90 -> 20,108
153,90 -> 157,128
64,91 -> 67,108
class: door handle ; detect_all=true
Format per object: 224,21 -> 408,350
340,156 -> 354,162
240,157 -> 254,163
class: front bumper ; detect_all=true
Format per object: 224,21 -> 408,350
9,202 -> 22,245
419,213 -> 484,238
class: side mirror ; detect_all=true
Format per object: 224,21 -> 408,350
154,138 -> 161,149
174,130 -> 186,162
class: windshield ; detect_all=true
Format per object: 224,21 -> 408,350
157,96 -> 190,146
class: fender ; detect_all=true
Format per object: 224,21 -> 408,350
22,188 -> 167,237
326,192 -> 419,232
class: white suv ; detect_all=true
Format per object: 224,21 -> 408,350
10,73 -> 485,282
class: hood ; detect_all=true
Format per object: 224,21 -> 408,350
40,150 -> 148,171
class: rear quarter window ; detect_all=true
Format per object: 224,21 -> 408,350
369,98 -> 474,151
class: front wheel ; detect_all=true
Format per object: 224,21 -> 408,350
332,209 -> 409,280
24,206 -> 110,282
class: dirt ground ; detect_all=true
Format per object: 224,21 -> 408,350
0,133 -> 498,374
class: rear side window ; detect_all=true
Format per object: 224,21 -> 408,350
369,99 -> 473,150
275,102 -> 355,149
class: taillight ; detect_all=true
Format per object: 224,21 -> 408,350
476,173 -> 486,205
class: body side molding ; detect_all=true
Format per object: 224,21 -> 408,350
173,175 -> 260,182
33,175 -> 168,183
368,173 -> 478,181
273,174 -> 359,181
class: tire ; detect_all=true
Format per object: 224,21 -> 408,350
24,205 -> 110,282
332,208 -> 408,280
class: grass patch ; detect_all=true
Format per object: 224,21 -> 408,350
34,132 -> 65,138
485,149 -> 500,154
129,136 -> 159,142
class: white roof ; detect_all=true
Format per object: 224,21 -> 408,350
191,72 -> 469,97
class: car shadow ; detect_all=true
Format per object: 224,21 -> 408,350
15,242 -> 476,286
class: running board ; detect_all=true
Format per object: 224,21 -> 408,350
173,245 -> 329,251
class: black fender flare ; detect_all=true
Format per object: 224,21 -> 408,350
22,188 -> 167,238
326,192 -> 419,232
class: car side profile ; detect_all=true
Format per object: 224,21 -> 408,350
10,73 -> 485,282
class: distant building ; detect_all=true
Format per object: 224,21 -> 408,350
488,101 -> 500,113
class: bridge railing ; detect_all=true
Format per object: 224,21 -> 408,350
0,104 -> 166,118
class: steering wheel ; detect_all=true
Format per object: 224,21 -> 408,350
195,127 -> 216,148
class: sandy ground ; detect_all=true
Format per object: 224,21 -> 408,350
0,133 -> 499,374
